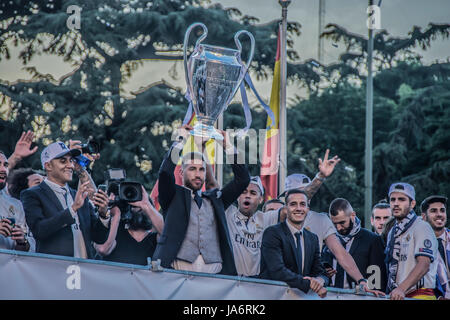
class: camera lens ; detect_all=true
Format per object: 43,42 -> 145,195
123,186 -> 138,200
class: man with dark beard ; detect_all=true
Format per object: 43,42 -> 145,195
321,198 -> 386,291
96,187 -> 164,266
152,125 -> 250,275
386,183 -> 438,300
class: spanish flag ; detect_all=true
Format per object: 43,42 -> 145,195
150,115 -> 216,210
260,27 -> 281,201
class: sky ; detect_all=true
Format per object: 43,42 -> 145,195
0,0 -> 449,104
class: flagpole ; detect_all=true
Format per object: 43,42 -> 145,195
364,0 -> 375,229
278,0 -> 290,194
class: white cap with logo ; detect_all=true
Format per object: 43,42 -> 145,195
41,141 -> 81,169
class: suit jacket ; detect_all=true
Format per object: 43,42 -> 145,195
322,228 -> 387,292
21,182 -> 108,259
152,144 -> 250,275
260,221 -> 329,293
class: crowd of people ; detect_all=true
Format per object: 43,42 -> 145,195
0,127 -> 448,300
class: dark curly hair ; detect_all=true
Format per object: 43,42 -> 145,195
7,168 -> 41,200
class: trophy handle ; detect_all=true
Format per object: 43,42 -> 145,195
183,22 -> 208,94
234,30 -> 255,72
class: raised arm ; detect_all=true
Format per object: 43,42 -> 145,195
303,149 -> 340,200
8,131 -> 38,170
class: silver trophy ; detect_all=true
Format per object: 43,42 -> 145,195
183,22 -> 255,140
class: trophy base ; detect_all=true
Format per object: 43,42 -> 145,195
190,123 -> 224,141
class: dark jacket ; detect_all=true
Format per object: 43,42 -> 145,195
260,221 -> 329,293
322,228 -> 387,292
152,144 -> 250,275
21,182 -> 108,259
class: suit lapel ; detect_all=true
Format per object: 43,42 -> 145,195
39,182 -> 64,212
281,222 -> 301,272
349,230 -> 362,256
302,230 -> 312,273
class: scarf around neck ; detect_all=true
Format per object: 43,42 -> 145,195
337,216 -> 361,246
385,210 -> 417,293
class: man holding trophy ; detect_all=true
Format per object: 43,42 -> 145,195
152,23 -> 253,275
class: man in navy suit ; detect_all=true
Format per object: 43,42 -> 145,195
21,141 -> 110,259
322,198 -> 387,292
260,189 -> 329,297
152,125 -> 250,275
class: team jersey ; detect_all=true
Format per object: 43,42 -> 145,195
304,210 -> 337,251
225,205 -> 278,276
394,217 -> 438,292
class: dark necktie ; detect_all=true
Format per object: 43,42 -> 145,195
194,191 -> 202,209
295,231 -> 303,275
437,238 -> 445,261
61,188 -> 69,208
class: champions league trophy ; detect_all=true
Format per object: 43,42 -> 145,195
183,22 -> 255,140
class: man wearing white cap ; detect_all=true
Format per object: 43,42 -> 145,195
21,141 -> 111,259
385,182 -> 438,300
277,150 -> 384,296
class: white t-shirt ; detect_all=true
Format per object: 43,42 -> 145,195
0,189 -> 36,251
225,205 -> 278,276
394,217 -> 438,292
304,211 -> 337,251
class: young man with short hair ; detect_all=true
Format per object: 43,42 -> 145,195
385,182 -> 438,300
371,202 -> 392,235
322,198 -> 387,291
21,142 -> 110,259
421,195 -> 449,299
260,189 -> 329,298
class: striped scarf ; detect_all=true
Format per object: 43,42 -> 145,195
337,216 -> 361,245
385,210 -> 417,293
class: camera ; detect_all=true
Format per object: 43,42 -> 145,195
81,140 -> 100,154
104,169 -> 142,203
103,169 -> 144,229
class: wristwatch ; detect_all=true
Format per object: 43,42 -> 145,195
16,237 -> 28,246
357,278 -> 368,285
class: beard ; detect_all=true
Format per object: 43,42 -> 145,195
185,179 -> 203,191
340,219 -> 354,236
0,181 -> 5,191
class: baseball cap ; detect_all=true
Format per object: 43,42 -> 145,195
420,195 -> 448,213
285,174 -> 311,191
249,176 -> 264,195
388,182 -> 415,201
41,141 -> 81,169
278,173 -> 311,198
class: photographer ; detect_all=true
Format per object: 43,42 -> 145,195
94,187 -> 164,266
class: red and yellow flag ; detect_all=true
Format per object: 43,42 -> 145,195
260,28 -> 281,201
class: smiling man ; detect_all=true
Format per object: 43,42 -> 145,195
21,141 -> 110,259
385,182 -> 438,300
421,195 -> 449,299
260,189 -> 329,298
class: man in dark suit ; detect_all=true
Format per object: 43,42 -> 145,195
21,141 -> 110,259
152,126 -> 250,275
260,189 -> 329,297
322,198 -> 387,292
